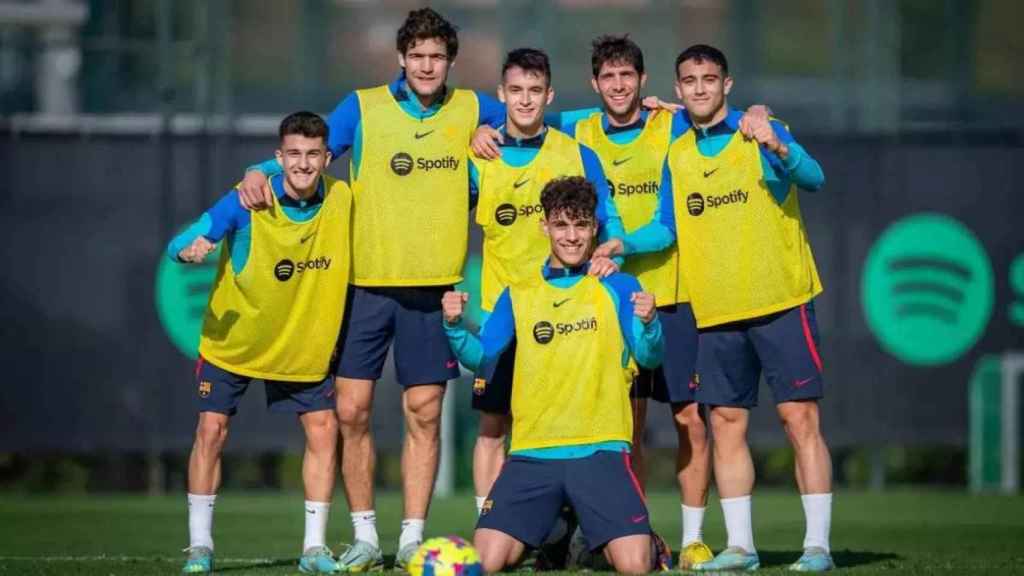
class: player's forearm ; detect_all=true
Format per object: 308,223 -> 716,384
780,142 -> 825,191
167,214 -> 213,262
443,321 -> 485,371
622,221 -> 675,255
248,157 -> 283,177
630,316 -> 664,369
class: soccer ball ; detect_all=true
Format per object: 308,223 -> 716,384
406,536 -> 482,576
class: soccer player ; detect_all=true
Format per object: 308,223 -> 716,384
443,176 -> 662,575
169,112 -> 351,574
568,35 -> 712,568
235,8 -> 505,570
466,47 -> 624,522
601,44 -> 832,572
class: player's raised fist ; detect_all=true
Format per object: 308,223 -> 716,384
631,291 -> 657,324
237,170 -> 273,211
178,236 -> 217,263
442,291 -> 470,325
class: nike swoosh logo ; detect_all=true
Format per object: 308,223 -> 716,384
446,360 -> 458,369
631,514 -> 647,524
794,377 -> 814,388
553,298 -> 571,308
703,168 -> 718,178
300,232 -> 316,244
306,508 -> 316,514
613,157 -> 632,166
414,130 -> 434,139
513,178 -> 530,189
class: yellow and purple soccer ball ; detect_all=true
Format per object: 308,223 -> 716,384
406,536 -> 482,576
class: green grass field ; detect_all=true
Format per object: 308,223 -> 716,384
1,489 -> 1022,574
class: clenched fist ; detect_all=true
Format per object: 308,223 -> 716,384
630,291 -> 657,324
442,290 -> 470,325
178,236 -> 217,264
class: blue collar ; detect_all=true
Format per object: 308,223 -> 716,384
499,124 -> 547,149
602,109 -> 649,135
390,71 -> 448,114
270,173 -> 325,207
688,106 -> 743,139
542,259 -> 590,279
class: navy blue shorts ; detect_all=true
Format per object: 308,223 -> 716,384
335,286 -> 460,387
477,451 -> 651,551
694,301 -> 824,408
631,303 -> 698,404
195,357 -> 335,415
471,341 -> 515,415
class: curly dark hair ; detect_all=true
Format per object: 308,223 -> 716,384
396,7 -> 459,59
540,176 -> 597,222
591,34 -> 644,77
279,111 -> 328,142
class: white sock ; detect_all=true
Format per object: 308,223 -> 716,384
303,501 -> 330,552
351,510 -> 379,548
720,495 -> 755,554
801,493 -> 832,552
681,504 -> 706,547
399,518 -> 425,550
187,493 -> 217,550
475,496 -> 487,517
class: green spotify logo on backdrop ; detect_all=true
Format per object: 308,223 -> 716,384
862,213 -> 994,366
155,246 -> 221,359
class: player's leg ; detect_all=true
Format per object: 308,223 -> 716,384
474,456 -> 565,573
268,378 -> 340,573
392,286 -> 461,565
185,360 -> 248,573
333,286 -> 393,570
654,303 -> 713,567
565,451 -> 651,575
471,342 -> 515,514
629,369 -> 652,488
693,327 -> 761,572
751,301 -> 834,571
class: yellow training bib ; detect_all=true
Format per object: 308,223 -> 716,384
351,86 -> 479,286
668,130 -> 822,327
508,275 -> 634,452
199,176 -> 352,381
575,110 -> 683,305
473,128 -> 585,312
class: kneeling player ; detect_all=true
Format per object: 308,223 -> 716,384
443,176 -> 662,574
169,112 -> 352,574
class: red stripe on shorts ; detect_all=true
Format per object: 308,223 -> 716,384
799,304 -> 823,373
622,452 -> 647,503
194,356 -> 204,379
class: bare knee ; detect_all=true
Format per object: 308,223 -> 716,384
674,403 -> 708,447
710,406 -> 748,439
778,401 -> 822,448
404,387 -> 444,436
477,413 -> 509,442
606,537 -> 651,574
474,529 -> 522,574
302,410 -> 338,452
195,413 -> 229,452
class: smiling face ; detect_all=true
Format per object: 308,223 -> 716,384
542,209 -> 597,268
498,66 -> 553,137
592,60 -> 646,125
674,57 -> 732,126
275,134 -> 329,199
398,37 -> 452,102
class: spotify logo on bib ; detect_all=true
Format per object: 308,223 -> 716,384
533,321 -> 554,344
861,213 -> 994,366
274,259 -> 295,281
495,203 -> 518,226
390,152 -> 414,176
686,193 -> 705,216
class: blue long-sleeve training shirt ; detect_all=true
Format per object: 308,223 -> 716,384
444,261 -> 663,459
252,71 -> 507,179
166,174 -> 324,273
468,125 -> 626,244
623,107 -> 825,255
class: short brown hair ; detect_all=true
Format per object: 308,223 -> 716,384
396,7 -> 459,59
